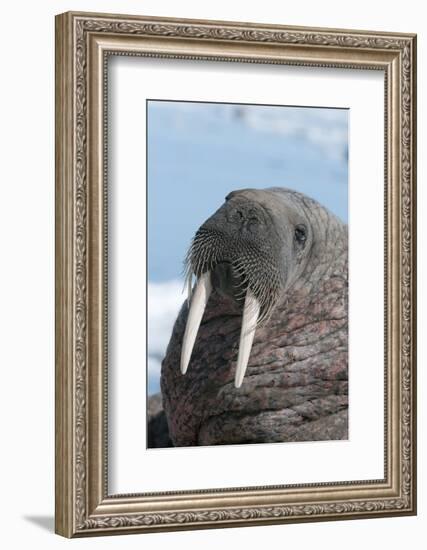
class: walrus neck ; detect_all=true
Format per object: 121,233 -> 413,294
271,244 -> 348,339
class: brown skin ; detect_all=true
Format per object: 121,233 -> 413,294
160,188 -> 348,447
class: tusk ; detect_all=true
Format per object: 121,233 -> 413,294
186,273 -> 193,307
180,271 -> 212,374
235,289 -> 260,388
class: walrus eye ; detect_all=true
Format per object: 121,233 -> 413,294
294,225 -> 307,245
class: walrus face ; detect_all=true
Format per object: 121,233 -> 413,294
181,188 -> 313,387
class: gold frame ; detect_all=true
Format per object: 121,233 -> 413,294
55,11 -> 417,538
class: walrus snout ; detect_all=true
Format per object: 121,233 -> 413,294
180,192 -> 289,387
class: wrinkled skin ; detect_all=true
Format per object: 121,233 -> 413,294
160,188 -> 348,447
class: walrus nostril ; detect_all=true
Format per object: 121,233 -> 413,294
226,203 -> 263,232
229,207 -> 245,224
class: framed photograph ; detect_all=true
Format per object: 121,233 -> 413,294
55,11 -> 417,537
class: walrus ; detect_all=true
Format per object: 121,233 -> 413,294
158,187 -> 348,447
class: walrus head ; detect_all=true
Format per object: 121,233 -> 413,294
182,188 -> 315,387
161,187 -> 348,446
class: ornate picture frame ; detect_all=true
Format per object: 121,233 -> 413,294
55,11 -> 417,537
